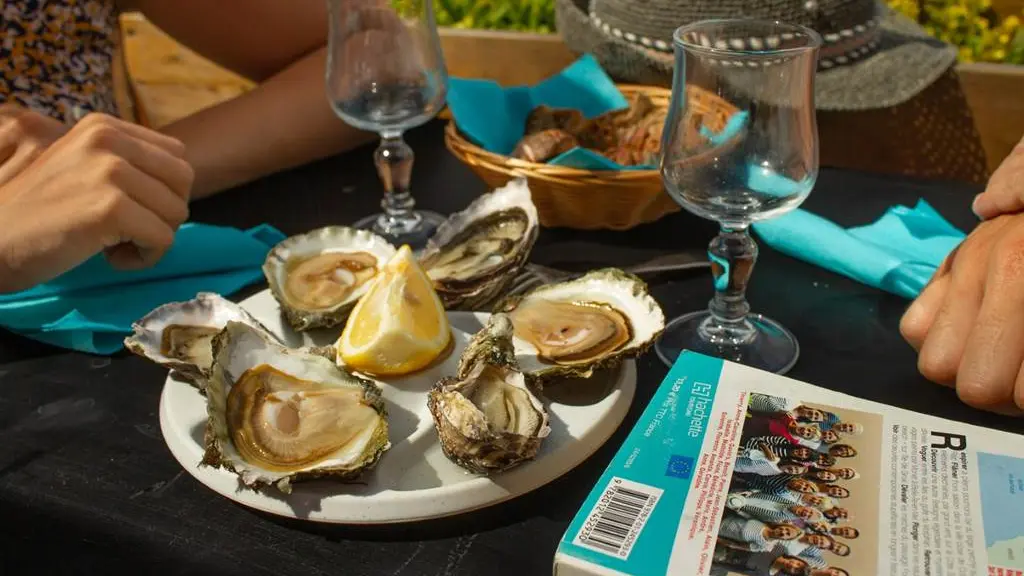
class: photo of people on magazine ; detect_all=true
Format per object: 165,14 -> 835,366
710,393 -> 882,576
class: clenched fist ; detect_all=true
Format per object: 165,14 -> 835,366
0,113 -> 193,293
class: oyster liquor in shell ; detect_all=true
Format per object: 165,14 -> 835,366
428,313 -> 551,474
262,226 -> 397,332
124,292 -> 279,390
202,321 -> 390,494
419,178 -> 539,311
497,268 -> 665,385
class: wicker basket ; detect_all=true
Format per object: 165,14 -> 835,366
444,84 -> 739,230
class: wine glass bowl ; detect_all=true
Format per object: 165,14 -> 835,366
327,0 -> 449,248
655,19 -> 822,374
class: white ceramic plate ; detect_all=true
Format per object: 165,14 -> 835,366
159,289 -> 636,524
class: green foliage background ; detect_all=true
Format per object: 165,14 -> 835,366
409,0 -> 1023,64
418,0 -> 557,33
889,0 -> 1024,64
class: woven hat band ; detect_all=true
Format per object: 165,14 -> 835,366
590,12 -> 882,70
590,0 -> 878,43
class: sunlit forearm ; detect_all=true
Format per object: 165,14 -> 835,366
160,46 -> 375,199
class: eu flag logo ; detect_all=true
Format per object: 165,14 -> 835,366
666,455 -> 694,479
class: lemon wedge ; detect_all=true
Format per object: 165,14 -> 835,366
337,245 -> 451,376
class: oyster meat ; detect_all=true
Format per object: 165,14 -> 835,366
496,268 -> 665,383
263,226 -> 397,331
124,292 -> 277,388
418,178 -> 539,310
427,313 -> 550,474
202,321 -> 390,493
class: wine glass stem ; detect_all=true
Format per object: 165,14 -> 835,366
701,225 -> 758,346
373,133 -> 420,235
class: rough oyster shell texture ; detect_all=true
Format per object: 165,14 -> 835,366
419,178 -> 539,311
201,321 -> 390,494
262,226 -> 397,332
496,268 -> 665,384
427,314 -> 550,474
124,292 -> 278,389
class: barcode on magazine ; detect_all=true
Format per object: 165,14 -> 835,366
572,476 -> 664,559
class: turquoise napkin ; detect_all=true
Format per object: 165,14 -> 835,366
448,54 -> 642,170
0,223 -> 286,354
701,110 -> 750,146
752,200 -> 966,299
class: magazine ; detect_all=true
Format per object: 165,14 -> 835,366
554,351 -> 1024,576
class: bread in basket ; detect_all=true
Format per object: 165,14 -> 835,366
444,84 -> 739,230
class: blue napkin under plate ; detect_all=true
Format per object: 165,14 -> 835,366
753,199 -> 966,300
0,223 -> 286,354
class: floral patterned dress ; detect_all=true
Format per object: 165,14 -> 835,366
1,0 -> 119,123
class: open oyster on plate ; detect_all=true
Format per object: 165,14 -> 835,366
427,313 -> 550,474
263,226 -> 396,332
418,178 -> 539,311
496,268 -> 665,385
124,292 -> 277,389
202,321 -> 390,494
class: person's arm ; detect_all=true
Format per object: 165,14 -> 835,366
123,0 -> 376,199
759,442 -> 778,462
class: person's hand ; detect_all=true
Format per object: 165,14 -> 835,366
900,211 -> 1024,414
970,133 -> 1024,220
0,104 -> 69,187
0,113 -> 193,293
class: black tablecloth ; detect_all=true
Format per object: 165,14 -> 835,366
1,120 -> 1020,576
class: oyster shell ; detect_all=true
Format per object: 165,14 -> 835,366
496,268 -> 665,383
418,178 -> 539,311
263,226 -> 397,331
427,313 -> 550,474
124,292 -> 277,389
202,321 -> 390,494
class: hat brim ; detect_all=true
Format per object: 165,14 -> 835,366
555,0 -> 957,110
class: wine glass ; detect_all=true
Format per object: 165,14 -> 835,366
655,19 -> 822,374
326,0 -> 449,248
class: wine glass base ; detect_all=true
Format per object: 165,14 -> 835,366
655,310 -> 800,375
353,210 -> 446,251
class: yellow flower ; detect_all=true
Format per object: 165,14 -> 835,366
885,0 -> 1024,63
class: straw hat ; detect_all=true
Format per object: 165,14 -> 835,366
555,0 -> 958,110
